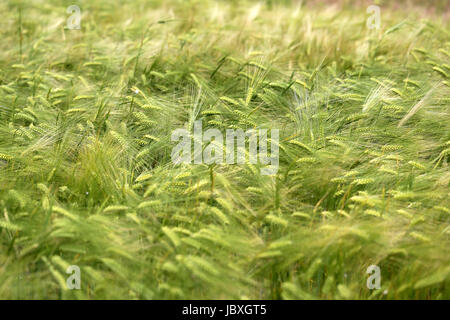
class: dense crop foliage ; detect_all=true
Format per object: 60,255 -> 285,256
0,0 -> 449,299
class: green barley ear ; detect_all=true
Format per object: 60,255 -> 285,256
190,73 -> 202,89
245,87 -> 254,106
220,96 -> 240,106
110,131 -> 128,150
0,219 -> 21,232
8,190 -> 27,208
209,207 -> 230,225
0,153 -> 13,161
288,140 -> 313,153
432,67 -> 448,78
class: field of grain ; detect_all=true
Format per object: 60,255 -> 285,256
0,0 -> 448,299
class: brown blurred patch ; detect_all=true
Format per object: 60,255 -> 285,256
300,0 -> 450,20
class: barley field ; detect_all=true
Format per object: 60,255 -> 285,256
0,0 -> 449,300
